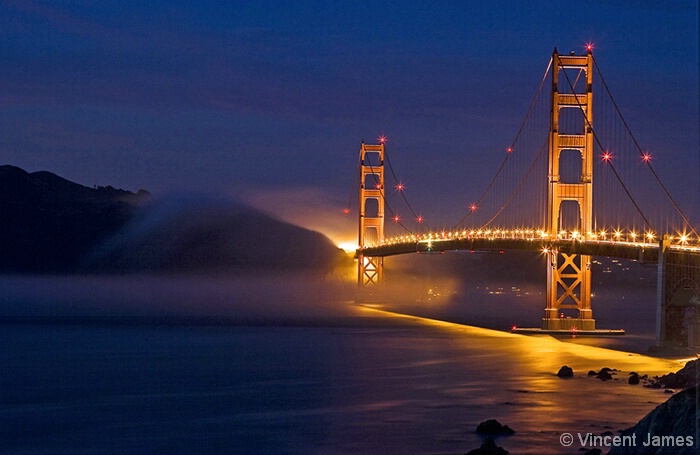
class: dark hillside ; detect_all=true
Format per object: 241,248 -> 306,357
0,165 -> 343,274
0,165 -> 148,273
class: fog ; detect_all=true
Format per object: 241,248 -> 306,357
0,273 -> 362,325
0,246 -> 661,354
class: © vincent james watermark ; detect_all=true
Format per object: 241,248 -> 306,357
559,432 -> 695,449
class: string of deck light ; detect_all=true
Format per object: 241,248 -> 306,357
592,56 -> 698,238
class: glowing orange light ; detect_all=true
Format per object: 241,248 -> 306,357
378,135 -> 387,144
343,208 -> 349,214
602,152 -> 612,162
393,215 -> 401,222
642,153 -> 651,163
396,183 -> 405,191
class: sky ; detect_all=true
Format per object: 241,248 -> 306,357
0,0 -> 698,246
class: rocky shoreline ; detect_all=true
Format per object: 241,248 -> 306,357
463,359 -> 699,455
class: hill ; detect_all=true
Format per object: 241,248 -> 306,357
0,165 -> 149,273
0,165 -> 344,274
84,195 -> 345,274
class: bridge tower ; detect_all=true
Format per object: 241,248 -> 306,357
357,141 -> 385,286
544,48 -> 595,331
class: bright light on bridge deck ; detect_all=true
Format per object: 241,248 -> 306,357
338,242 -> 359,253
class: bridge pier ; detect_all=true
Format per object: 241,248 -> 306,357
543,250 -> 595,331
655,235 -> 700,349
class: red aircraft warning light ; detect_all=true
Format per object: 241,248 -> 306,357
602,152 -> 612,162
396,183 -> 405,191
586,43 -> 594,53
343,208 -> 350,215
393,215 -> 401,223
642,153 -> 652,163
469,204 -> 477,212
378,135 -> 387,144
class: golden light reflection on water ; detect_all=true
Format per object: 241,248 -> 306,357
357,304 -> 685,378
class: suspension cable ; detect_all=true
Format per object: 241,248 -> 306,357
592,56 -> 698,237
384,147 -> 426,228
450,56 -> 553,230
556,53 -> 654,232
479,136 -> 548,229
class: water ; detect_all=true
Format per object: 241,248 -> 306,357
0,273 -> 691,454
0,302 -> 686,454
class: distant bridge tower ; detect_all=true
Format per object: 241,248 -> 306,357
544,48 -> 595,331
357,141 -> 385,286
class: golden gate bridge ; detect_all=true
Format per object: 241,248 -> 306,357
347,48 -> 700,349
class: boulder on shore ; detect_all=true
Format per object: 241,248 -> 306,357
644,359 -> 698,390
608,385 -> 699,455
557,365 -> 574,378
475,419 -> 515,435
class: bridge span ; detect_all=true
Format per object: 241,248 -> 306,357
351,48 -> 700,349
361,230 -> 684,262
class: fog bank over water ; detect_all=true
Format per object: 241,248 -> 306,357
0,273 -> 362,325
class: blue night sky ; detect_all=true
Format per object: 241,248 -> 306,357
0,1 -> 698,244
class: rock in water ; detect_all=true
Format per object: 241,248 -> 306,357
645,359 -> 699,390
596,370 -> 613,381
476,419 -> 515,435
628,373 -> 640,385
608,385 -> 699,455
466,436 -> 510,455
557,365 -> 574,378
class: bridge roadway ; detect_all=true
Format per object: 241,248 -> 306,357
358,231 -> 700,263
